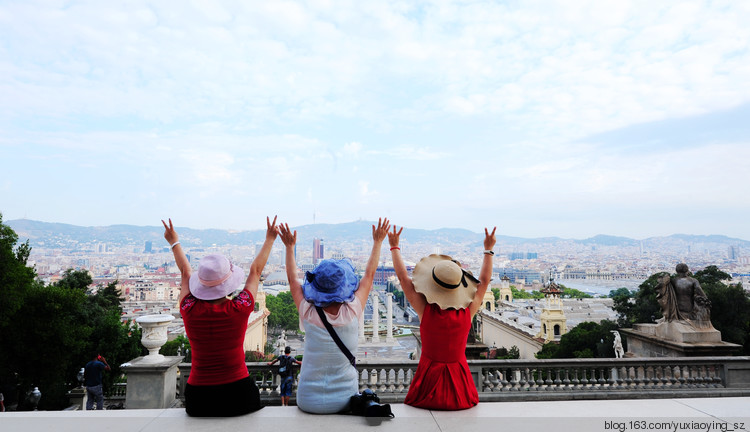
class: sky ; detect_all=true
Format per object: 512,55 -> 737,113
1,0 -> 749,240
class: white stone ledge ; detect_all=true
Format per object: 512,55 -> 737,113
1,398 -> 749,432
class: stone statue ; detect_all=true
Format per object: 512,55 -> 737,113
275,330 -> 287,355
611,330 -> 624,358
656,263 -> 712,329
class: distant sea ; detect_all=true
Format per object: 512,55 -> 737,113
557,279 -> 644,297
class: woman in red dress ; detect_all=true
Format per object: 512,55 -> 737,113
388,225 -> 496,410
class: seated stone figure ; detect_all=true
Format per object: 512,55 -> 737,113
656,263 -> 712,329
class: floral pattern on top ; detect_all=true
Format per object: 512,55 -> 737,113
181,291 -> 252,312
233,290 -> 253,307
181,294 -> 197,311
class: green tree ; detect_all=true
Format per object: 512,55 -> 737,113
694,266 -> 749,354
0,213 -> 38,408
0,213 -> 36,330
511,287 -> 544,299
0,217 -> 143,409
558,284 -> 593,299
161,335 -> 191,362
611,273 -> 662,327
266,291 -> 300,332
54,269 -> 93,291
491,287 -> 500,301
535,320 -> 620,359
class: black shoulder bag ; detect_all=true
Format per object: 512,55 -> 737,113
314,306 -> 393,418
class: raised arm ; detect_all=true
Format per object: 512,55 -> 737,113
162,218 -> 192,305
388,225 -> 427,319
279,223 -> 304,308
354,217 -> 390,306
244,216 -> 279,300
469,227 -> 496,317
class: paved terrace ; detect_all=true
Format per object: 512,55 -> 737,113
2,398 -> 749,432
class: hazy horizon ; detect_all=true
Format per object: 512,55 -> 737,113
6,216 -> 749,243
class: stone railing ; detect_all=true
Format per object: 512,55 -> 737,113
473,357 -> 750,401
175,357 -> 750,405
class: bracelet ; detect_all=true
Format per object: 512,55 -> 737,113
390,247 -> 400,251
483,250 -> 494,255
170,241 -> 181,250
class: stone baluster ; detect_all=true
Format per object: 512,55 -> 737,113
518,368 -> 528,390
553,369 -> 563,390
711,363 -> 724,388
572,368 -> 581,390
543,368 -> 554,390
598,368 -> 607,387
500,368 -> 510,391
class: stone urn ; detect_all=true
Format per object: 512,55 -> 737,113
136,314 -> 175,363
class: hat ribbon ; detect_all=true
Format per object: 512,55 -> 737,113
199,263 -> 234,287
432,267 -> 480,290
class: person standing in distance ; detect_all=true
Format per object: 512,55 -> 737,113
267,346 -> 302,406
84,353 -> 110,410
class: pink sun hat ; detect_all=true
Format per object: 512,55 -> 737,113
189,254 -> 246,300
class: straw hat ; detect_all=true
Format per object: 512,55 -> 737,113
412,254 -> 479,309
189,254 -> 246,300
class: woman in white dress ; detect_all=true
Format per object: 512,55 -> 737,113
278,218 -> 390,413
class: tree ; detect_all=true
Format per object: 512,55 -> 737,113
511,287 -> 544,299
491,287 -> 500,301
0,213 -> 36,330
266,291 -> 300,332
0,216 -> 143,409
161,335 -> 191,362
0,213 -> 38,408
54,269 -> 93,291
611,273 -> 662,327
694,266 -> 749,354
535,320 -> 620,359
558,284 -> 593,299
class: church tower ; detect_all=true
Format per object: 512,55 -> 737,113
498,275 -> 513,303
535,277 -> 568,342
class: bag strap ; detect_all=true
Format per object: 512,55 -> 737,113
315,306 -> 356,368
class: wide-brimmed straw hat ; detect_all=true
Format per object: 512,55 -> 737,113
303,259 -> 359,307
189,254 -> 246,300
413,254 -> 479,309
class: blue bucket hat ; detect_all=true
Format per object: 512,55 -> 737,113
303,259 -> 359,307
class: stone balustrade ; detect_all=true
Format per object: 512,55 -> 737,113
173,357 -> 750,405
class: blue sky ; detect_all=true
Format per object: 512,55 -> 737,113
1,1 -> 749,240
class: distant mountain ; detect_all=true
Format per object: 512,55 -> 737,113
575,235 -> 640,247
6,219 -> 750,250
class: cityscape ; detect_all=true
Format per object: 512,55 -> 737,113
7,218 -> 749,347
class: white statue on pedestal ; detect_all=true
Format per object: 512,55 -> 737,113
611,330 -> 624,358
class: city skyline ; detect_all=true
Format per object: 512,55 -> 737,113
2,2 -> 750,239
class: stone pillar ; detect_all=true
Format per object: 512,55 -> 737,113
359,310 -> 366,344
371,293 -> 380,343
123,356 -> 183,409
386,294 -> 394,343
66,387 -> 87,410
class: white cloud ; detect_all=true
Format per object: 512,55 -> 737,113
2,0 -> 750,237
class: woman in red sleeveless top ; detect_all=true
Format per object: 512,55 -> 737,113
388,225 -> 496,410
163,216 -> 278,416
